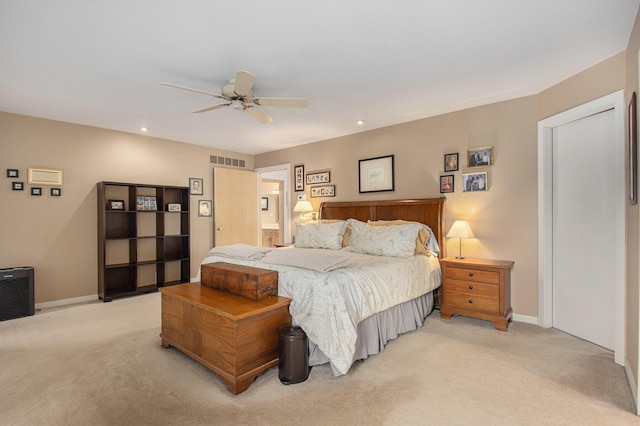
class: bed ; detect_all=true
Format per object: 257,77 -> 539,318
198,197 -> 446,376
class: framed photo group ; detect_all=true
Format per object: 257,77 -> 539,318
440,146 -> 493,193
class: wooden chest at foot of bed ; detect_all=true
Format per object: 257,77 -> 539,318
201,262 -> 278,301
160,283 -> 292,394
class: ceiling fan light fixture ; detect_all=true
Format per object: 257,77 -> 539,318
231,100 -> 244,110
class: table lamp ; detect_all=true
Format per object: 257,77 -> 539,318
446,220 -> 475,259
293,200 -> 316,221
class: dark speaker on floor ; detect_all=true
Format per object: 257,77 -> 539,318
0,267 -> 34,321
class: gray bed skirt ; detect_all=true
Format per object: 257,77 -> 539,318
307,290 -> 435,376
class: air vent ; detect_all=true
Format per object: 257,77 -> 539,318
210,155 -> 247,169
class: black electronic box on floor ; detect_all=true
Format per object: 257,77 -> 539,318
0,267 -> 35,321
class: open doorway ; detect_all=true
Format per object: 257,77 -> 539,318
256,164 -> 291,246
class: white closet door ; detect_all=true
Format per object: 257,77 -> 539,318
552,108 -> 616,350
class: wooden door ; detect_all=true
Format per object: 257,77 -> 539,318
213,168 -> 259,246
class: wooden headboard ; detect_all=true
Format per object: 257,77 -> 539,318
318,197 -> 447,258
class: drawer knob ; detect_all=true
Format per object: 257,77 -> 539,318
468,272 -> 474,277
468,299 -> 473,304
468,285 -> 474,290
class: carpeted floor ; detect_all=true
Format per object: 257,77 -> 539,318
1,292 -> 637,425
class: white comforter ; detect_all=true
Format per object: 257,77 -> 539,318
197,246 -> 441,375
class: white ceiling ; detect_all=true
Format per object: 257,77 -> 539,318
1,1 -> 639,155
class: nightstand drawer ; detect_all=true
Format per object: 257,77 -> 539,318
445,293 -> 498,313
444,279 -> 498,298
446,267 -> 499,284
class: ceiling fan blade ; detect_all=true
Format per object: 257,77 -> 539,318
192,103 -> 230,113
244,106 -> 273,124
158,82 -> 227,100
233,70 -> 256,97
254,97 -> 310,108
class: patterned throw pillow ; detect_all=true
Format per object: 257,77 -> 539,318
294,221 -> 348,250
346,219 -> 421,258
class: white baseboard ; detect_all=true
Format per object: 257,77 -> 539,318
625,359 -> 639,415
512,313 -> 538,325
35,294 -> 99,310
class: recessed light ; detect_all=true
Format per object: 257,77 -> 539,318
140,127 -> 149,132
356,120 -> 365,126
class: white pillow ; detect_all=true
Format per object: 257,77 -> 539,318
294,221 -> 348,250
346,219 -> 421,258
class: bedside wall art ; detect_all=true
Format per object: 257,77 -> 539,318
462,172 -> 488,192
444,153 -> 459,172
294,164 -> 304,191
359,155 -> 394,193
467,146 -> 494,167
440,175 -> 454,193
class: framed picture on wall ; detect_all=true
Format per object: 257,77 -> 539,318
294,164 -> 304,192
261,197 -> 268,210
462,172 -> 488,192
444,153 -> 459,172
629,92 -> 637,205
359,155 -> 394,193
440,175 -> 454,193
198,200 -> 212,217
467,146 -> 494,167
189,177 -> 203,195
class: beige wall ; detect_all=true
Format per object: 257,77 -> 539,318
256,54 -> 630,319
257,95 -> 540,316
0,112 -> 253,303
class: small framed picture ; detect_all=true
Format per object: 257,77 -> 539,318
444,153 -> 459,172
31,187 -> 42,196
440,175 -> 454,193
310,185 -> 335,198
12,182 -> 24,191
189,178 -> 203,195
198,199 -> 212,217
467,146 -> 494,167
108,200 -> 125,210
168,203 -> 181,212
462,172 -> 488,192
7,169 -> 18,178
261,197 -> 268,211
294,164 -> 304,192
306,170 -> 331,185
50,188 -> 61,197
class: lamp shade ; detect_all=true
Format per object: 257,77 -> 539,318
446,220 -> 475,239
293,200 -> 313,213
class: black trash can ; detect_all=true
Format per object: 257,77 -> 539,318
278,325 -> 310,384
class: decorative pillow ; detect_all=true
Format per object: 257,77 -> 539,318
294,221 -> 348,250
346,219 -> 421,258
367,219 -> 440,255
319,219 -> 351,247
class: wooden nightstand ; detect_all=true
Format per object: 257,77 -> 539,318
439,257 -> 514,331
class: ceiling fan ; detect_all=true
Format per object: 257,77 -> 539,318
158,70 -> 309,124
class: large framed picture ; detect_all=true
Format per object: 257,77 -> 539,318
467,146 -> 494,167
462,172 -> 488,192
444,153 -> 459,172
189,177 -> 203,195
440,175 -> 454,193
359,155 -> 395,193
294,164 -> 305,192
